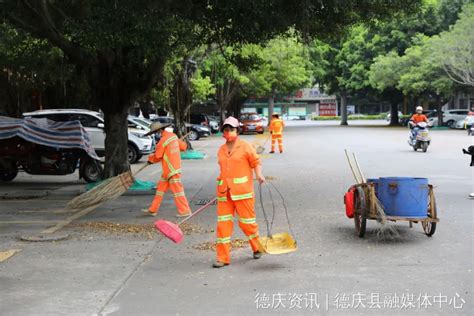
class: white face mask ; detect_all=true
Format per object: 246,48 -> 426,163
164,127 -> 174,133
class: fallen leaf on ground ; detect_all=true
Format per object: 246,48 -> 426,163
192,238 -> 249,251
72,221 -> 210,239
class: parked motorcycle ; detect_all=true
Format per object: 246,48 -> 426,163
0,137 -> 102,183
408,121 -> 431,152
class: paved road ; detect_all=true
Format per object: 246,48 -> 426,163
0,122 -> 472,315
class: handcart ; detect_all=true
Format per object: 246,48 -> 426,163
346,182 -> 438,238
343,150 -> 439,238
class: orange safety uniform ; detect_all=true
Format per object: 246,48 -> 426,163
147,131 -> 191,215
216,137 -> 261,263
269,117 -> 285,153
410,113 -> 428,124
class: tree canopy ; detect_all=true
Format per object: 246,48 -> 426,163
1,0 -> 422,176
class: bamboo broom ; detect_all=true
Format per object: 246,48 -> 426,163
67,132 -> 192,209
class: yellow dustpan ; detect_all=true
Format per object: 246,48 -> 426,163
257,183 -> 298,255
258,232 -> 297,255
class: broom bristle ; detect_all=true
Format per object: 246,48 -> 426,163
68,171 -> 134,209
374,198 -> 400,240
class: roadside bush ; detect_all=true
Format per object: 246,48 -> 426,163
311,114 -> 385,120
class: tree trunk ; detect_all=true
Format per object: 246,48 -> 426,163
340,92 -> 348,126
389,103 -> 400,126
268,90 -> 275,125
102,106 -> 130,178
436,95 -> 443,126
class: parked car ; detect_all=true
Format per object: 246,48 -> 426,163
429,109 -> 470,127
453,114 -> 474,129
385,111 -> 403,122
240,112 -> 264,134
206,115 -> 220,133
127,116 -> 161,142
151,116 -> 211,141
22,109 -> 154,164
189,113 -> 219,133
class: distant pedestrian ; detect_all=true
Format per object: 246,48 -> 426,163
213,116 -> 266,268
269,113 -> 285,153
462,146 -> 474,198
142,122 -> 191,217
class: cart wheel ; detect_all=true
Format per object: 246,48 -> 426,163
354,187 -> 368,238
423,188 -> 437,237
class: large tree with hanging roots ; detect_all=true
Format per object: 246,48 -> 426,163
0,0 -> 422,177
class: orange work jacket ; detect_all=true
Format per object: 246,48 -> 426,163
216,137 -> 261,201
148,131 -> 187,179
410,114 -> 428,124
269,118 -> 285,135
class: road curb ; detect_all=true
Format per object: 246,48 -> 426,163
0,191 -> 48,200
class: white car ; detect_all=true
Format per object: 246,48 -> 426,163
428,109 -> 470,127
453,115 -> 474,129
22,109 -> 155,163
385,111 -> 403,121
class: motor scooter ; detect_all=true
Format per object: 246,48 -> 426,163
408,121 -> 431,152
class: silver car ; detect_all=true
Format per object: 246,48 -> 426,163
22,109 -> 154,163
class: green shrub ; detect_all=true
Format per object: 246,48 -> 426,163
311,114 -> 386,120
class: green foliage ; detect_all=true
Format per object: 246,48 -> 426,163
311,114 -> 386,120
0,23 -> 66,91
190,69 -> 216,102
430,2 -> 474,86
259,35 -> 312,95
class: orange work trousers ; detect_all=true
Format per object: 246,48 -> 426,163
148,174 -> 191,215
271,134 -> 283,152
216,191 -> 260,264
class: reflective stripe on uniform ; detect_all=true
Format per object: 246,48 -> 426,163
248,233 -> 259,240
169,178 -> 181,183
173,192 -> 185,197
216,237 -> 231,244
217,214 -> 234,222
155,191 -> 164,196
163,154 -> 176,172
239,217 -> 256,224
217,196 -> 227,202
162,135 -> 178,148
217,179 -> 224,185
233,176 -> 248,184
231,192 -> 253,201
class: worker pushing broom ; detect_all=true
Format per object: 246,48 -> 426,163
142,122 -> 192,217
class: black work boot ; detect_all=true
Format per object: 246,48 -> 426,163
253,251 -> 262,259
212,261 -> 229,268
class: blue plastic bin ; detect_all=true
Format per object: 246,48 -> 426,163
377,177 -> 429,217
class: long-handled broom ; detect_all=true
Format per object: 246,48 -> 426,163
256,133 -> 271,154
67,132 -> 192,210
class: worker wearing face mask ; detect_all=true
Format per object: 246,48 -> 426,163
213,116 -> 266,268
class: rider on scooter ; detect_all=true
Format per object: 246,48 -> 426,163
409,106 -> 428,140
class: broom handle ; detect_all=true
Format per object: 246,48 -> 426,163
180,131 -> 193,140
262,133 -> 271,147
352,153 -> 366,183
344,149 -> 361,184
132,132 -> 193,176
177,197 -> 217,225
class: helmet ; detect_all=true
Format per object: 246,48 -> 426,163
416,106 -> 423,112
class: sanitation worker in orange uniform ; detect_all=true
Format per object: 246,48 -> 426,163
213,116 -> 266,268
269,113 -> 285,153
142,122 -> 191,217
